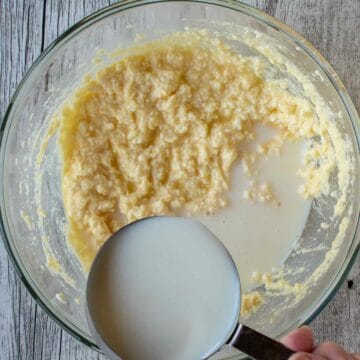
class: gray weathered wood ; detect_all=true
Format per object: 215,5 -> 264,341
0,2 -> 48,359
0,1 -> 359,359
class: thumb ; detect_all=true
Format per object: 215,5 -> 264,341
281,326 -> 314,353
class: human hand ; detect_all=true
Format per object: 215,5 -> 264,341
280,326 -> 360,360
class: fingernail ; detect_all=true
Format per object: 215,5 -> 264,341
299,325 -> 311,331
289,353 -> 312,360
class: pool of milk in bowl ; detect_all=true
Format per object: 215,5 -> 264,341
196,124 -> 311,292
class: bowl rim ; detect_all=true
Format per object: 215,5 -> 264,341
1,0 -> 359,354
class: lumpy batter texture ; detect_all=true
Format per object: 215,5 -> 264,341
59,33 -> 333,271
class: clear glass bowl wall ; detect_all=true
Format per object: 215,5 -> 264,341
1,1 -> 359,359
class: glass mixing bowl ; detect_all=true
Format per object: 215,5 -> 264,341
1,1 -> 359,359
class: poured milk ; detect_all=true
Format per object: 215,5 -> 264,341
198,127 -> 311,291
87,217 -> 241,360
88,126 -> 311,359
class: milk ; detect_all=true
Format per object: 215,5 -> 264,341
87,217 -> 241,360
198,126 -> 311,291
87,126 -> 311,359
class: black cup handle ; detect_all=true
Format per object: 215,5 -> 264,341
228,324 -> 296,360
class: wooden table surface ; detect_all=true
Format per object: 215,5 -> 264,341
0,0 -> 359,359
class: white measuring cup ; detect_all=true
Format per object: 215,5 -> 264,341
86,216 -> 295,360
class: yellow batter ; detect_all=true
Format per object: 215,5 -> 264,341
58,32 -> 334,273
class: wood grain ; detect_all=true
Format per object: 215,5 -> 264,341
0,1 -> 359,359
0,2 -> 46,359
